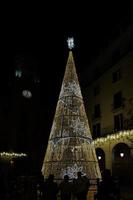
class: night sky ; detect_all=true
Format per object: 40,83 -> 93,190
2,4 -> 132,95
0,3 -> 133,166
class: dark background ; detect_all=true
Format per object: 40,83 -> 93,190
0,3 -> 133,174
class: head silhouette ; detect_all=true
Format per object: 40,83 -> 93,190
48,174 -> 54,181
64,175 -> 69,182
77,171 -> 82,178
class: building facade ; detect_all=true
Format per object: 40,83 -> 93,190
83,23 -> 133,183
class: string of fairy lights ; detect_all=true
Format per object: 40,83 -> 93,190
93,129 -> 133,145
0,131 -> 132,160
0,152 -> 27,159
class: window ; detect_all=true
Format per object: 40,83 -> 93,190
112,68 -> 121,83
94,104 -> 101,118
94,85 -> 100,96
93,123 -> 101,138
114,113 -> 123,131
93,67 -> 101,80
112,49 -> 120,65
15,68 -> 22,78
113,91 -> 122,109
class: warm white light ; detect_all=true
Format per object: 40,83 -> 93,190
98,156 -> 102,160
22,90 -> 32,98
0,152 -> 27,159
61,163 -> 86,179
93,130 -> 133,146
67,37 -> 74,49
120,152 -> 124,158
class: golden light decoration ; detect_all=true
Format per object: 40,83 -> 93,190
0,152 -> 27,160
42,48 -> 101,181
92,130 -> 133,145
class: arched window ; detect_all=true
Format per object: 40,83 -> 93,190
112,143 -> 132,184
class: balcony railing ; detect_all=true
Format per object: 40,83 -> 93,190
111,103 -> 125,112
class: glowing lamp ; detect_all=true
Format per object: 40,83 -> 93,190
22,90 -> 32,98
98,156 -> 102,160
120,152 -> 124,158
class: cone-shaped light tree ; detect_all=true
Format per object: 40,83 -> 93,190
42,38 -> 101,181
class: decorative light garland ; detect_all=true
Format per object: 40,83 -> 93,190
0,152 -> 27,159
92,130 -> 133,145
61,163 -> 86,179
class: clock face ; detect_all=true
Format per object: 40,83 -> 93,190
22,90 -> 32,98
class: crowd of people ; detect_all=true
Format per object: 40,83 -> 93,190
42,172 -> 90,200
42,169 -> 120,200
0,169 -> 121,200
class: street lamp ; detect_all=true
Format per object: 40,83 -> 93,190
98,156 -> 102,160
120,152 -> 124,158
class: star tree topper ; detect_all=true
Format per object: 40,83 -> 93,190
67,37 -> 74,49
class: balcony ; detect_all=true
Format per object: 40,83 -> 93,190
92,113 -> 101,121
111,103 -> 125,113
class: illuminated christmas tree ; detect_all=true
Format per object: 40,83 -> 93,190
42,38 -> 101,181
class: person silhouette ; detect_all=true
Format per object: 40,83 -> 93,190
74,172 -> 90,200
59,175 -> 72,200
43,174 -> 58,200
97,169 -> 116,200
